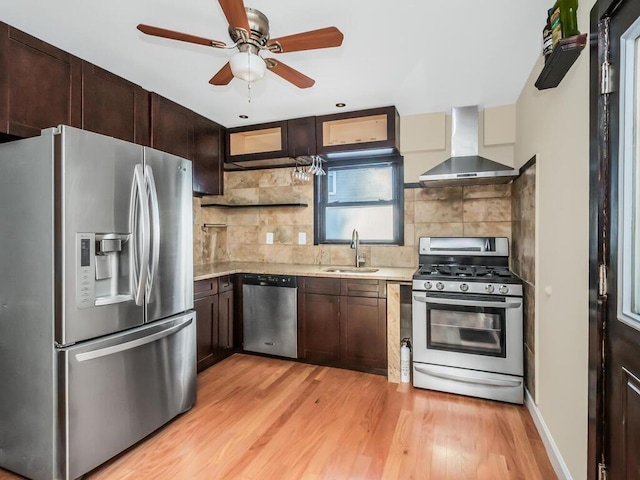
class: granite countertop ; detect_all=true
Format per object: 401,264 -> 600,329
194,262 -> 416,282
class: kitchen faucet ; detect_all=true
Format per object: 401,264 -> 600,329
350,229 -> 366,268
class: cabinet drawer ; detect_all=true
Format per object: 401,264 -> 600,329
299,276 -> 341,295
340,278 -> 386,298
218,275 -> 233,293
194,279 -> 218,298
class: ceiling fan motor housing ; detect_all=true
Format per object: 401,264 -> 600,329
229,7 -> 269,54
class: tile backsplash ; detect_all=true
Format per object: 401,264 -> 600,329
511,161 -> 536,397
194,168 -> 512,267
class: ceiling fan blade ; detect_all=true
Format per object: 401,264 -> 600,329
209,63 -> 234,86
265,59 -> 315,89
137,24 -> 226,48
218,0 -> 251,33
267,27 -> 344,53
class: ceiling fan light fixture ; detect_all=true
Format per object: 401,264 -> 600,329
230,51 -> 266,82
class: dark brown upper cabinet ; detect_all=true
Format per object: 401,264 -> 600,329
287,116 -> 316,158
192,115 -> 224,196
150,93 -> 193,160
0,22 -> 81,138
81,62 -> 150,146
226,120 -> 288,163
316,106 -> 399,156
225,117 -> 318,170
151,93 -> 224,196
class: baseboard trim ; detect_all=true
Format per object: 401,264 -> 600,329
525,389 -> 572,480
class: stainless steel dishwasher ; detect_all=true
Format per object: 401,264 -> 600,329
242,274 -> 298,358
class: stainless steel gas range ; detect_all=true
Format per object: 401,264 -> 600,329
412,237 -> 524,404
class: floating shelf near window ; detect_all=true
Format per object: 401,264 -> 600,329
535,33 -> 588,90
202,202 -> 308,209
202,223 -> 227,228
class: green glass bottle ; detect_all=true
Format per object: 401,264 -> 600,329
551,0 -> 579,38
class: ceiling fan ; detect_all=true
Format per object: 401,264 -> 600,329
137,0 -> 344,89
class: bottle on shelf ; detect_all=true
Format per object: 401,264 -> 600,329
543,0 -> 579,58
550,0 -> 580,39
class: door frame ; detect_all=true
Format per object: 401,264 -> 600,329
588,1 -> 633,479
587,4 -> 606,475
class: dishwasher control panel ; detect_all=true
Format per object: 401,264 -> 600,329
242,274 -> 297,288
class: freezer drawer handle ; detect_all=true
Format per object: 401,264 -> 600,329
75,317 -> 192,362
414,365 -> 522,388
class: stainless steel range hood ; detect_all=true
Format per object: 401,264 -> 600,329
419,106 -> 518,187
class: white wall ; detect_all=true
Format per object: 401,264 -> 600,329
515,1 -> 594,478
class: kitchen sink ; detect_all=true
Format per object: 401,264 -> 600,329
322,267 -> 379,273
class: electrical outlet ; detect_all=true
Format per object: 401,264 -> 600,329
298,232 -> 307,245
266,232 -> 274,244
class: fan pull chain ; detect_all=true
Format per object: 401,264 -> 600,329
247,51 -> 252,103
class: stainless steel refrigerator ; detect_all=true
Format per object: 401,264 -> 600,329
0,126 -> 196,480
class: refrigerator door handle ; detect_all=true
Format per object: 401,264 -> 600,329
74,316 -> 193,362
130,164 -> 150,306
144,165 -> 161,301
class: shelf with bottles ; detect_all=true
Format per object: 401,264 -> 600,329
535,33 -> 588,90
535,0 -> 585,90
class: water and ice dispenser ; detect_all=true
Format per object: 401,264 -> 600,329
76,233 -> 132,308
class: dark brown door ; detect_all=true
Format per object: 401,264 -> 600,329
298,292 -> 341,364
81,62 -> 150,145
150,93 -> 193,160
340,295 -> 386,372
287,116 -> 316,157
195,294 -> 218,373
218,289 -> 234,353
192,115 -> 223,196
590,1 -> 640,478
0,22 -> 81,138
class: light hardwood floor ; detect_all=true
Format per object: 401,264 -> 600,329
0,354 -> 556,479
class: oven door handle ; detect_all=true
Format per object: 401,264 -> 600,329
415,366 -> 523,388
413,295 -> 522,309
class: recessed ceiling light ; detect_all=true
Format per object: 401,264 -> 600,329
335,103 -> 346,108
239,114 -> 249,119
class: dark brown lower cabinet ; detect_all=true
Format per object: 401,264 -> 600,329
218,286 -> 234,355
340,295 -> 387,371
298,292 -> 341,364
194,276 -> 234,373
298,277 -> 387,375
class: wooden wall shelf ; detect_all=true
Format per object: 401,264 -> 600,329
202,203 -> 308,209
535,33 -> 588,90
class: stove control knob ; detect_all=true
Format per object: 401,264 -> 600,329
436,282 -> 445,291
485,284 -> 495,294
499,285 -> 509,294
460,283 -> 469,292
424,281 -> 432,290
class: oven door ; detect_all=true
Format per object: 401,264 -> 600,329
412,291 -> 523,376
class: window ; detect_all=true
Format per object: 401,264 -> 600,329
619,21 -> 640,329
314,155 -> 404,244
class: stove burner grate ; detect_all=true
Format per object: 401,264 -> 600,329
418,264 -> 514,279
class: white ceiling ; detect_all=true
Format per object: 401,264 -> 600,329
1,0 -> 550,128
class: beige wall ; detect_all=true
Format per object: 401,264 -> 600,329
401,106 -> 516,184
515,1 -> 594,478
